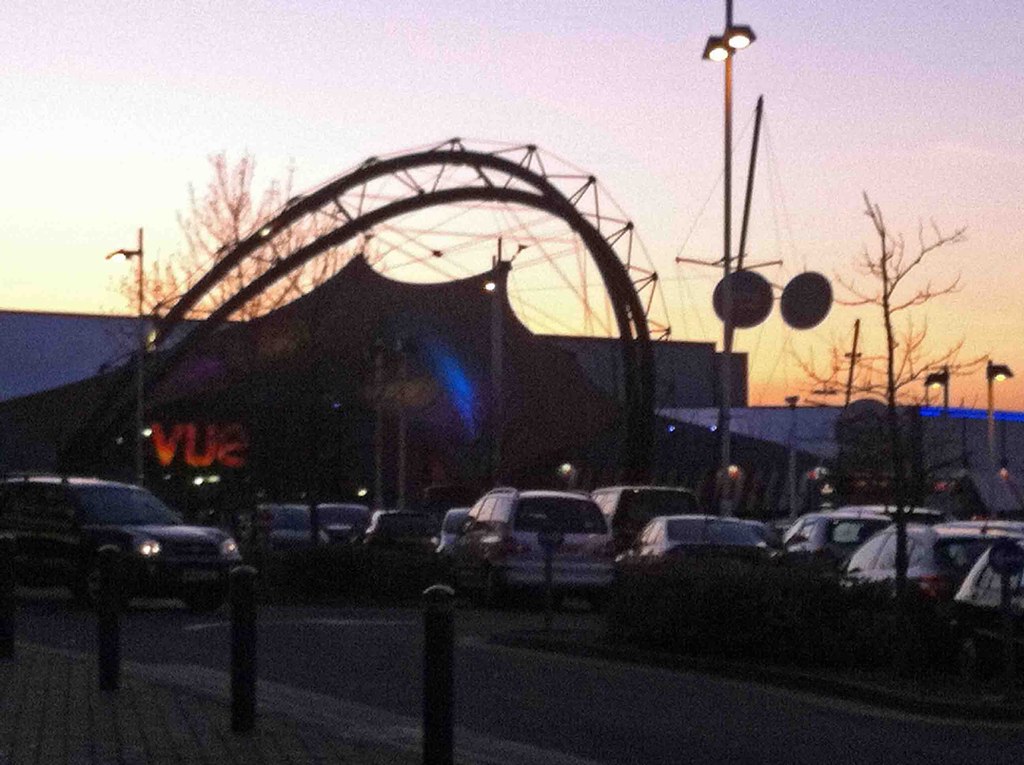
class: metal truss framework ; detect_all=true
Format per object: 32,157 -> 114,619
93,141 -> 666,478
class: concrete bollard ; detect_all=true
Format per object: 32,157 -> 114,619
0,535 -> 15,660
230,565 -> 258,733
96,545 -> 122,692
422,584 -> 455,765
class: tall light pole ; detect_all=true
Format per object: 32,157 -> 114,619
986,360 -> 1013,460
703,1 -> 756,515
487,238 -> 527,486
786,395 -> 799,521
106,228 -> 146,486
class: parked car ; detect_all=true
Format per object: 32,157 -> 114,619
313,502 -> 371,544
617,515 -> 777,565
845,522 -> 1024,600
782,509 -> 893,566
257,503 -> 315,552
952,539 -> 1024,678
434,507 -> 470,557
591,485 -> 701,554
0,475 -> 241,611
451,488 -> 614,606
362,511 -> 438,553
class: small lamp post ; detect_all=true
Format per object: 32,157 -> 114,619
106,228 -> 146,487
987,360 -> 1013,459
924,366 -> 950,412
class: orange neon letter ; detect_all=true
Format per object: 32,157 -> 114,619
150,423 -> 188,467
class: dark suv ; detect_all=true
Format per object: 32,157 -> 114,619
0,476 -> 242,611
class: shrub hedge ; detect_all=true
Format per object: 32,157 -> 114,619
607,557 -> 957,671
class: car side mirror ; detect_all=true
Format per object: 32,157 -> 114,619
457,518 -> 474,536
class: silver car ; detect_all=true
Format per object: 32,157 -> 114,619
845,522 -> 1024,600
451,488 -> 614,606
782,509 -> 892,566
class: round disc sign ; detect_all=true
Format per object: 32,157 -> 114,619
988,538 -> 1024,577
712,270 -> 773,329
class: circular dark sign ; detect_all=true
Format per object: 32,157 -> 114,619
780,272 -> 833,330
712,270 -> 773,329
989,538 -> 1024,577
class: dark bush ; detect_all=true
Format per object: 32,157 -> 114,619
256,545 -> 447,604
607,557 -> 956,671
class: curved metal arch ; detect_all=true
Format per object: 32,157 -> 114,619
79,146 -> 655,479
155,147 -> 667,345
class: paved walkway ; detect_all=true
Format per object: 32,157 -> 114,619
0,643 -> 418,765
0,640 -> 599,765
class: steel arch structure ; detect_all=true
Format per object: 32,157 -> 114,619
89,141 -> 663,478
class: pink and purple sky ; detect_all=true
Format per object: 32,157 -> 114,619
3,1 -> 1021,408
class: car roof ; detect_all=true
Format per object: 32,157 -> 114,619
838,504 -> 946,517
515,490 -> 596,501
796,509 -> 891,522
931,522 -> 1024,539
0,475 -> 139,490
654,514 -> 756,525
591,485 -> 696,494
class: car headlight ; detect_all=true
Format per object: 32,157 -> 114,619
137,539 -> 161,557
220,538 -> 240,558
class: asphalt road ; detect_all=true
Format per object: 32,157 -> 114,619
13,589 -> 1024,764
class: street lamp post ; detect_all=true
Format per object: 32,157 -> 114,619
703,0 -> 756,515
924,366 -> 950,413
488,239 -> 527,486
786,395 -> 799,521
106,228 -> 146,487
986,360 -> 1013,459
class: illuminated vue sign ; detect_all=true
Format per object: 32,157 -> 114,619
150,423 -> 248,469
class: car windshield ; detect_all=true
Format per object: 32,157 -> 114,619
317,505 -> 369,526
667,518 -> 763,546
75,486 -> 182,526
514,497 -> 606,534
271,506 -> 310,531
829,518 -> 890,545
443,510 -> 469,533
934,537 -> 1001,576
617,489 -> 699,520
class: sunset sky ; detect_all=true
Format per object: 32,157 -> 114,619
3,1 -> 1021,409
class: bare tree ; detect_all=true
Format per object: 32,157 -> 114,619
119,152 -> 348,320
803,192 -> 981,610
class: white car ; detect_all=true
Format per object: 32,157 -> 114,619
451,488 -> 614,606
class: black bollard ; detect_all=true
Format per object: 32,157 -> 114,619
537,525 -> 564,634
230,565 -> 258,733
0,535 -> 15,660
422,584 -> 454,765
96,545 -> 122,692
